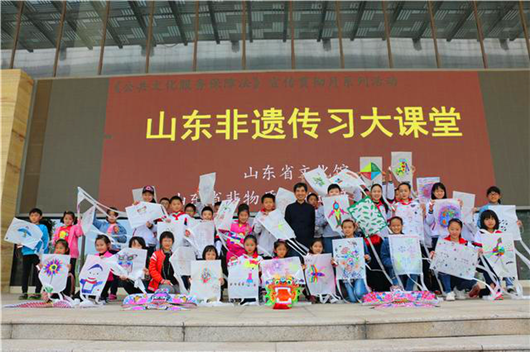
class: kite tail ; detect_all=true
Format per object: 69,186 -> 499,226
286,239 -> 308,257
476,260 -> 502,297
515,248 -> 530,268
517,240 -> 530,261
365,234 -> 394,286
420,241 -> 445,294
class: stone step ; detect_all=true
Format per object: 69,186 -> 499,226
2,297 -> 529,343
2,335 -> 530,352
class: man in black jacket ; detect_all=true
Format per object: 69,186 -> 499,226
285,182 -> 315,251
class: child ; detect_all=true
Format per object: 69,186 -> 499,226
148,231 -> 180,293
239,235 -> 263,305
53,211 -> 84,296
94,235 -> 114,302
214,201 -> 222,215
307,193 -> 323,238
253,193 -> 277,258
285,182 -> 316,250
93,207 -> 127,250
333,219 -> 370,303
316,184 -> 345,254
160,197 -> 170,213
381,217 -> 418,291
223,204 -> 253,263
431,219 -> 481,301
473,210 -> 505,299
19,208 -> 50,300
119,236 -> 150,295
199,245 -> 225,285
184,203 -> 197,218
303,238 -> 325,304
364,184 -> 391,292
93,207 -> 128,301
273,240 -> 289,259
132,186 -> 157,257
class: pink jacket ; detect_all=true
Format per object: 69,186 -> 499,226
53,224 -> 84,259
100,250 -> 114,282
224,220 -> 252,263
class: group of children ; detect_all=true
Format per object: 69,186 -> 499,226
18,174 -> 522,304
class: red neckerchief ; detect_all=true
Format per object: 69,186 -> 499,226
364,234 -> 382,246
397,198 -> 413,206
443,235 -> 467,245
171,211 -> 186,220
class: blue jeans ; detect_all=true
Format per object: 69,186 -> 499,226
342,279 -> 368,303
439,273 -> 476,294
386,266 -> 418,291
323,236 -> 341,254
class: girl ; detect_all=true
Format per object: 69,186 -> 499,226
119,236 -> 150,295
432,219 -> 481,301
426,182 -> 454,247
365,184 -> 391,292
253,194 -> 277,258
198,245 -> 225,285
53,211 -> 84,296
303,238 -> 327,304
474,210 -> 505,299
239,235 -> 262,305
148,231 -> 180,293
333,219 -> 370,303
93,207 -> 127,301
224,204 -> 253,263
241,235 -> 263,262
39,239 -> 72,301
273,240 -> 289,259
94,235 -> 114,302
381,217 -> 419,291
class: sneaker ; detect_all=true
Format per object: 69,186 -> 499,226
454,289 -> 467,300
445,292 -> 456,301
108,294 -> 117,301
29,294 -> 41,300
18,293 -> 28,300
507,287 -> 516,294
482,291 -> 503,301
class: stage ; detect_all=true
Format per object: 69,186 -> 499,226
1,294 -> 529,351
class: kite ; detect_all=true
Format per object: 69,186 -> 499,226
264,276 -> 302,310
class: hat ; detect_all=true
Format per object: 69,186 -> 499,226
142,185 -> 155,194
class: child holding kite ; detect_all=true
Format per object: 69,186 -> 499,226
253,193 -> 277,258
53,210 -> 84,295
316,184 -> 345,254
430,219 -> 481,301
19,208 -> 49,300
381,216 -> 418,291
223,204 -> 253,263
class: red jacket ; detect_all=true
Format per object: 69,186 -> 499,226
148,249 -> 168,292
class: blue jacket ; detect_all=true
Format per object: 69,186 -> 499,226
21,224 -> 49,256
93,215 -> 127,250
380,238 -> 393,269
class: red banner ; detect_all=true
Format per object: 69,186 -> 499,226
100,71 -> 494,210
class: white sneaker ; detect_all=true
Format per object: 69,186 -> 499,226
455,289 -> 467,300
445,292 -> 456,301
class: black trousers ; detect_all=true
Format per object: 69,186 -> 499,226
21,254 -> 42,294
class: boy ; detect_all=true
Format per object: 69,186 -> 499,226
132,185 -> 157,257
315,184 -> 344,254
253,193 -> 276,257
284,183 -> 315,250
20,208 -> 49,300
